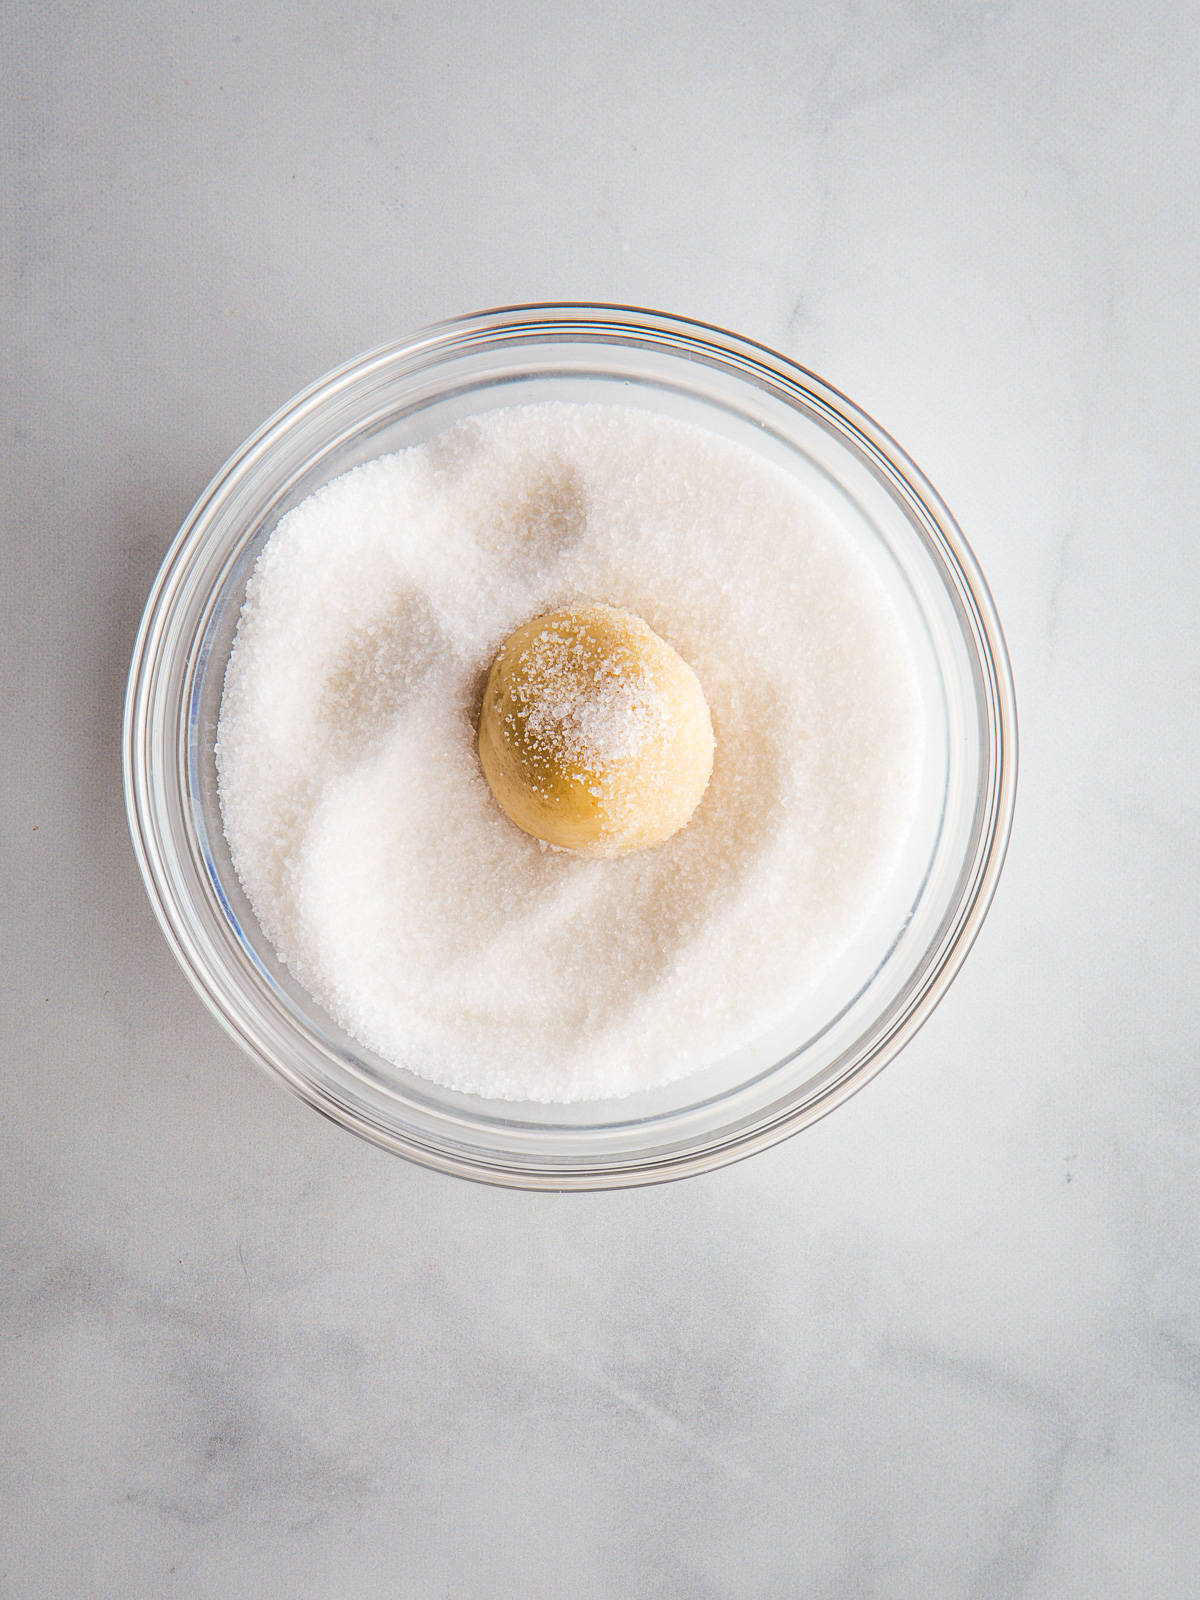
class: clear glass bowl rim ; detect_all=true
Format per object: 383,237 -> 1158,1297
123,302 -> 1018,1189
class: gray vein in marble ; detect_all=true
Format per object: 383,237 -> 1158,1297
883,1341 -> 1072,1599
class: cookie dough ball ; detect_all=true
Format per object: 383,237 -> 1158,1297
478,604 -> 714,856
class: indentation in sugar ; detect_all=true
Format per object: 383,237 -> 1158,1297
317,589 -> 444,765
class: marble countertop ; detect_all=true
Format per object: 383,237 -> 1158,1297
5,3 -> 1198,1595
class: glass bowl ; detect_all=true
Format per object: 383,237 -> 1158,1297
123,304 -> 1016,1189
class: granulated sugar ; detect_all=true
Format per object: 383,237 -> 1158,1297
512,617 -> 667,778
216,403 -> 923,1102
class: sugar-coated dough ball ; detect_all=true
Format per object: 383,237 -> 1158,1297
478,604 -> 715,856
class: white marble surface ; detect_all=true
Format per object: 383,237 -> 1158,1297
4,2 -> 1199,1594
